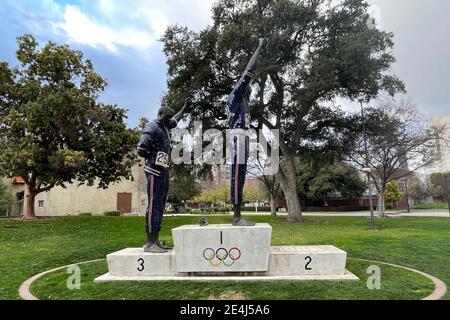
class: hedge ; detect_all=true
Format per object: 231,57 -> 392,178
303,206 -> 370,212
103,211 -> 121,216
78,212 -> 92,216
164,208 -> 231,215
413,203 -> 449,210
240,206 -> 272,212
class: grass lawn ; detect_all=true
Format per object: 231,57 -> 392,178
0,215 -> 449,300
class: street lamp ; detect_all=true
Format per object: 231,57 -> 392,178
359,99 -> 376,230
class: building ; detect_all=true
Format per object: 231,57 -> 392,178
5,160 -> 147,217
433,115 -> 450,172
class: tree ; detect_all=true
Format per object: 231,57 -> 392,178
384,180 -> 404,208
307,163 -> 366,202
0,180 -> 13,216
243,180 -> 268,204
349,98 -> 444,215
161,0 -> 404,222
0,35 -> 138,219
431,172 -> 450,213
167,163 -> 210,210
247,156 -> 282,215
194,183 -> 230,206
296,158 -> 366,205
403,175 -> 439,207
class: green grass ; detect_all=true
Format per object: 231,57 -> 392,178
413,203 -> 449,210
31,259 -> 432,300
1,215 -> 449,300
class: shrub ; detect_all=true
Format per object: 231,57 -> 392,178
78,212 -> 92,216
103,211 -> 121,216
413,203 -> 448,210
303,206 -> 370,212
241,206 -> 271,212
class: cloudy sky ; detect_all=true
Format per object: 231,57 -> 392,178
1,0 -> 449,126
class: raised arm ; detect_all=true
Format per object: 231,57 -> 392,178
231,38 -> 268,99
244,38 -> 268,76
173,98 -> 191,122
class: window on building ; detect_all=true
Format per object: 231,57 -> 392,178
38,200 -> 44,208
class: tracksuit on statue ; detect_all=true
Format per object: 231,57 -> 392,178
227,70 -> 253,207
137,119 -> 177,234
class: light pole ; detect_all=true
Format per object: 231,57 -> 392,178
359,99 -> 376,230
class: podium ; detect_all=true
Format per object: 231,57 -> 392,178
95,224 -> 358,282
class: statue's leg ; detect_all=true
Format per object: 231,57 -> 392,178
156,169 -> 172,250
144,172 -> 153,236
144,170 -> 168,253
231,133 -> 255,226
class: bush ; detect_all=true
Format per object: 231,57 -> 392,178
78,212 -> 92,216
202,208 -> 215,214
198,207 -> 230,214
413,203 -> 449,210
241,206 -> 271,212
303,206 -> 370,212
103,211 -> 121,216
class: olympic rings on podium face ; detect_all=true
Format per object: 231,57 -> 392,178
202,247 -> 241,267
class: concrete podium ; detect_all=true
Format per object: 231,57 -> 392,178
172,224 -> 272,272
95,224 -> 358,282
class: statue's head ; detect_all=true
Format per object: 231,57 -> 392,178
157,106 -> 174,125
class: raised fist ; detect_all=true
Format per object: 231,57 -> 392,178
259,37 -> 268,48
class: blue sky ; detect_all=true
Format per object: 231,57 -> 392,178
1,0 -> 449,127
0,0 -> 212,127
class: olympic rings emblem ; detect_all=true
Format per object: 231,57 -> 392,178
202,247 -> 241,267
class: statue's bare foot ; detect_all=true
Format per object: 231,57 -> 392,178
232,218 -> 256,226
144,242 -> 168,253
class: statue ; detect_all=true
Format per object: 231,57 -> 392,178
227,38 -> 268,226
137,99 -> 190,253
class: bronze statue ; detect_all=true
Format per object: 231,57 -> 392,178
137,99 -> 190,253
227,38 -> 268,226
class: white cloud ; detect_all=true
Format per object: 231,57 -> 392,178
57,5 -> 154,52
96,0 -> 213,32
5,0 -> 215,53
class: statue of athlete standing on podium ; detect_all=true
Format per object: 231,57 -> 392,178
228,38 -> 268,226
137,99 -> 190,253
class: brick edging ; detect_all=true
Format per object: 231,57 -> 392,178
19,259 -> 104,300
19,258 -> 447,300
351,258 -> 447,300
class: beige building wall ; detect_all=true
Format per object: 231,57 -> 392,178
4,160 -> 148,217
432,115 -> 450,172
34,162 -> 147,216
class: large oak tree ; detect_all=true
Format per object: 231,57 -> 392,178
161,0 -> 404,221
0,35 -> 138,219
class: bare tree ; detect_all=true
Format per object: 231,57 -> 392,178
349,97 -> 445,216
247,155 -> 281,216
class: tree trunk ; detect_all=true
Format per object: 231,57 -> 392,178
23,183 -> 37,220
277,158 -> 303,222
270,194 -> 277,216
378,184 -> 387,218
